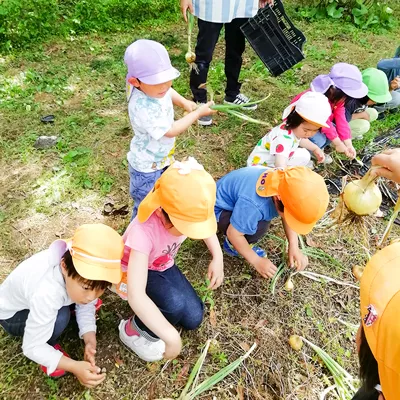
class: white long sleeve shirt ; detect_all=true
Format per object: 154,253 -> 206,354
0,249 -> 97,374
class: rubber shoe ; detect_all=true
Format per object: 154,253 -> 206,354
198,114 -> 213,126
119,320 -> 165,362
223,237 -> 267,258
224,93 -> 257,110
40,344 -> 69,378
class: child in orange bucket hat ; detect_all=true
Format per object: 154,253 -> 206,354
215,166 -> 329,278
117,157 -> 224,362
0,224 -> 124,386
354,241 -> 400,400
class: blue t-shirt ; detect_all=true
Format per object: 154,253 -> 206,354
215,167 -> 279,235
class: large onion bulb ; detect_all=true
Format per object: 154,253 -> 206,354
343,169 -> 382,216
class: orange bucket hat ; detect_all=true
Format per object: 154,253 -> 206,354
138,157 -> 217,240
255,167 -> 329,235
360,242 -> 400,400
49,224 -> 124,284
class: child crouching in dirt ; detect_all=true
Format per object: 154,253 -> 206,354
215,166 -> 329,279
124,39 -> 216,219
116,158 -> 224,362
247,91 -> 332,169
0,224 -> 124,387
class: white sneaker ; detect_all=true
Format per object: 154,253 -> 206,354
224,93 -> 258,110
119,319 -> 165,362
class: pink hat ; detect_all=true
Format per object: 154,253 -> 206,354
311,63 -> 368,99
124,39 -> 180,85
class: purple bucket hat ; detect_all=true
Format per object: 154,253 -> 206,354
310,63 -> 368,99
124,39 -> 180,85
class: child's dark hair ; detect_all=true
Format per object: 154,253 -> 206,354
284,110 -> 306,130
325,86 -> 348,105
358,325 -> 380,391
274,198 -> 285,213
62,250 -> 111,291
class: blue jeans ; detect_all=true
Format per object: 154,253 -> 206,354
309,131 -> 331,149
376,49 -> 400,113
133,265 -> 204,340
0,306 -> 71,346
129,164 -> 168,220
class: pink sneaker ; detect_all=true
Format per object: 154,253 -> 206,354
40,344 -> 70,378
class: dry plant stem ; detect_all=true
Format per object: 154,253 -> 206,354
291,271 -> 359,290
379,191 -> 400,246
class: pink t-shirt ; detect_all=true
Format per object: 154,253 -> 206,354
121,213 -> 186,272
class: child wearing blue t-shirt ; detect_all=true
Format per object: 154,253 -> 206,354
124,39 -> 215,218
215,166 -> 329,278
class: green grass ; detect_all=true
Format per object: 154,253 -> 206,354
1,5 -> 400,400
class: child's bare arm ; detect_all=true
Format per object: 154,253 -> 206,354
170,88 -> 196,112
127,249 -> 182,359
203,234 -> 224,289
226,224 -> 277,278
281,216 -> 308,271
274,154 -> 288,168
299,139 -> 325,163
164,102 -> 216,138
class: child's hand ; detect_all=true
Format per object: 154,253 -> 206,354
343,140 -> 356,159
207,257 -> 224,290
164,334 -> 182,360
84,341 -> 97,366
334,141 -> 348,154
72,361 -> 105,388
183,100 -> 198,113
196,101 -> 217,118
313,148 -> 325,163
288,247 -> 308,271
254,257 -> 277,279
390,76 -> 400,91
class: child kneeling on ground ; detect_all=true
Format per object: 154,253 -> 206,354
215,166 -> 329,279
0,224 -> 124,387
116,158 -> 224,362
247,91 -> 332,169
346,68 -> 392,140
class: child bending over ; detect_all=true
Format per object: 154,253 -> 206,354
215,166 -> 329,278
116,158 -> 224,362
0,224 -> 124,387
247,91 -> 331,169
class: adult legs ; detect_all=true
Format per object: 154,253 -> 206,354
190,19 -> 223,103
374,89 -> 400,113
224,18 -> 247,101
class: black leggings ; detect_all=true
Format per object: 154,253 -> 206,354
217,210 -> 270,244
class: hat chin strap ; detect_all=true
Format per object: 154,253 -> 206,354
70,248 -> 121,263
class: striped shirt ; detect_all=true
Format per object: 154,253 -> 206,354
193,0 -> 259,23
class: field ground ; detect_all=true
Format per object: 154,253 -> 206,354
1,4 -> 400,400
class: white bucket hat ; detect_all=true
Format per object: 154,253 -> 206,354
282,91 -> 331,128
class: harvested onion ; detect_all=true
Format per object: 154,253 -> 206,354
186,11 -> 198,73
284,277 -> 294,291
352,265 -> 364,281
343,167 -> 382,216
289,335 -> 303,351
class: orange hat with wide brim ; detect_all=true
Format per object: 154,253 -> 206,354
138,158 -> 217,240
255,167 -> 329,235
49,224 -> 124,284
360,242 -> 400,400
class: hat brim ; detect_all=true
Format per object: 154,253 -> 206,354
297,112 -> 330,128
338,82 -> 369,99
284,208 -> 315,235
73,257 -> 122,285
170,214 -> 217,240
369,92 -> 392,104
140,67 -> 180,85
138,188 -> 161,223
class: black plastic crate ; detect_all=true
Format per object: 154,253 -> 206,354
241,0 -> 306,77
